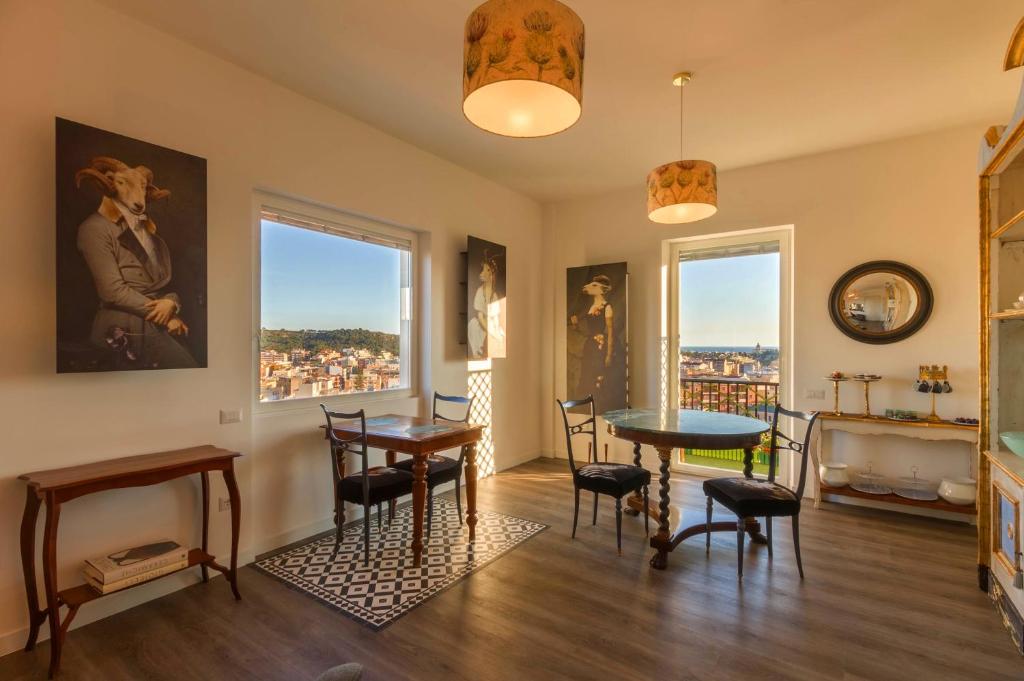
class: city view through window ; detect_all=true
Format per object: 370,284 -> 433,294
259,217 -> 407,402
679,248 -> 781,472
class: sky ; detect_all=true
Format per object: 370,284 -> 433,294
261,219 -> 401,333
679,252 -> 780,347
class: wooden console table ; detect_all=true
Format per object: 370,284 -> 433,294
18,445 -> 242,678
812,414 -> 978,516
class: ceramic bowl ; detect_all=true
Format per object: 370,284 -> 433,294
938,477 -> 977,506
1000,432 -> 1024,458
819,462 -> 849,488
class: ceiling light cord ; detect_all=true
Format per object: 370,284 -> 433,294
679,78 -> 685,159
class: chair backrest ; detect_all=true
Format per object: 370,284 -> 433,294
556,396 -> 598,474
320,405 -> 369,499
766,405 -> 819,497
433,392 -> 472,423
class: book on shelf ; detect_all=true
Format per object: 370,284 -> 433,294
83,558 -> 189,594
83,539 -> 188,584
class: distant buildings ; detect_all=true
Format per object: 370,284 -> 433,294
259,344 -> 400,401
679,346 -> 780,384
678,345 -> 780,418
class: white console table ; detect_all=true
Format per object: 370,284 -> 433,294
811,414 -> 979,518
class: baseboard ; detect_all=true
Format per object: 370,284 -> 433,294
0,547 -> 256,658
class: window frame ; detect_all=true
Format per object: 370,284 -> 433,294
252,192 -> 419,413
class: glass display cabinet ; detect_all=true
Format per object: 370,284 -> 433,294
979,15 -> 1024,654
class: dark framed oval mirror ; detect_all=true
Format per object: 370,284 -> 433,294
828,261 -> 933,344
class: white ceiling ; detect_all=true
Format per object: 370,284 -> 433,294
98,0 -> 1024,202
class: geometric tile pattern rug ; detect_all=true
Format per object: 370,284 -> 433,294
254,498 -> 547,630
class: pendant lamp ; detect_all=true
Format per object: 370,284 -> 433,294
647,72 -> 718,224
463,0 -> 584,137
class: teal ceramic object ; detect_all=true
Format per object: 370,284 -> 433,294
1000,431 -> 1024,458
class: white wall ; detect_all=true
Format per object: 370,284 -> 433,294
542,125 -> 983,495
0,0 -> 543,654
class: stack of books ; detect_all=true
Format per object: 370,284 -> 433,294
82,540 -> 188,594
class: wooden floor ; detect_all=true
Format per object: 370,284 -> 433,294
1,458 -> 1020,680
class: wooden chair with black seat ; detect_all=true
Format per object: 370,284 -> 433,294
390,392 -> 474,536
321,405 -> 414,565
702,405 -> 819,580
556,396 -> 651,554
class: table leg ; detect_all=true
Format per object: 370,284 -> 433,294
742,446 -> 768,545
465,442 -> 478,543
42,493 -> 62,679
223,466 -> 242,600
20,487 -> 45,652
812,430 -> 823,509
650,447 -> 673,570
200,471 -> 210,583
385,450 -> 397,519
411,452 -> 428,567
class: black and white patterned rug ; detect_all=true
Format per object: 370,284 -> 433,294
254,498 -> 546,630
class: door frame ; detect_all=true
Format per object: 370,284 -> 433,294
662,225 -> 794,483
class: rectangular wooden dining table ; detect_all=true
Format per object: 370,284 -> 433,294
322,413 -> 484,567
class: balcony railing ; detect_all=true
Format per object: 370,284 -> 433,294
680,378 -> 779,423
679,378 -> 780,472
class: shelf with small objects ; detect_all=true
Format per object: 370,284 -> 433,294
813,368 -> 979,521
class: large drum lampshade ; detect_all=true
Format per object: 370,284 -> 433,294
463,0 -> 584,137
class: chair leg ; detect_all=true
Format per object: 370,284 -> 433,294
388,499 -> 395,520
592,493 -> 598,525
736,518 -> 745,580
792,514 -> 805,579
427,487 -> 433,537
335,500 -> 344,550
766,516 -> 773,559
643,486 -> 650,536
455,477 -> 463,526
705,496 -> 713,555
615,497 -> 623,556
377,502 -> 382,532
363,502 -> 371,566
572,487 -> 580,539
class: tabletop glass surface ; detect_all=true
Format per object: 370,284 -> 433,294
601,408 -> 770,436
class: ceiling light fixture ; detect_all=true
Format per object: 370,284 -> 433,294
647,72 -> 718,224
462,0 -> 584,138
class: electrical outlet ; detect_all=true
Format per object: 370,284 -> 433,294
219,408 -> 242,424
218,497 -> 231,512
805,389 -> 826,400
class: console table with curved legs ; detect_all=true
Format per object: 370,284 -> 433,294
18,445 -> 242,679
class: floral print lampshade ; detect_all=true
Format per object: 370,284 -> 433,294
463,0 -> 584,137
646,160 -> 718,224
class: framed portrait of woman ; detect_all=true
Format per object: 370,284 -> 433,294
566,262 -> 628,414
466,235 -> 507,360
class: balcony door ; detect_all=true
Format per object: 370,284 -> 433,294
667,227 -> 792,481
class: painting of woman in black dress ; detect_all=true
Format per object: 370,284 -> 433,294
567,262 -> 627,413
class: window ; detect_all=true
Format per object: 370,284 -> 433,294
664,226 -> 792,479
257,202 -> 414,403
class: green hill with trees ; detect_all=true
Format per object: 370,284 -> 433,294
260,328 -> 399,356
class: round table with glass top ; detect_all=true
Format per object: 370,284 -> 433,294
602,408 -> 771,570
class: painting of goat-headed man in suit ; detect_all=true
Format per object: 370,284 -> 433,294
56,118 -> 207,372
566,262 -> 628,414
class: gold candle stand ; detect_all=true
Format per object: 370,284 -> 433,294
918,364 -> 950,422
824,376 -> 849,415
